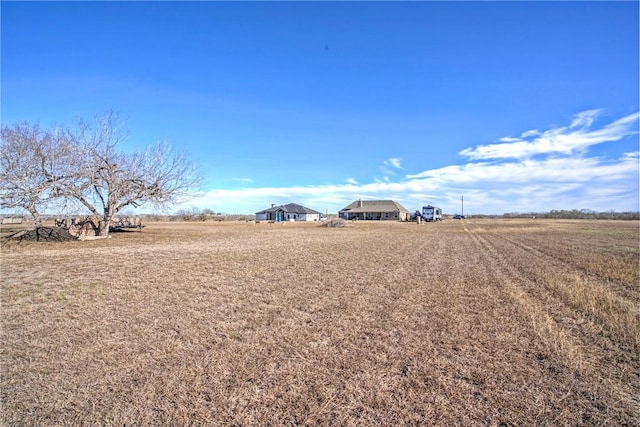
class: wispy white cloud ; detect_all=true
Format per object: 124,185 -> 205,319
384,157 -> 403,169
499,136 -> 520,143
170,110 -> 639,215
379,157 -> 404,177
180,151 -> 637,214
231,177 -> 254,184
460,110 -> 639,160
521,129 -> 540,138
570,108 -> 601,128
406,154 -> 639,184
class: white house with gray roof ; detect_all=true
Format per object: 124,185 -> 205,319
256,203 -> 322,222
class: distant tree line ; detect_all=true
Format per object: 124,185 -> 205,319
171,208 -> 254,222
502,209 -> 639,220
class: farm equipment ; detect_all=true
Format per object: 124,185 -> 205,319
109,217 -> 144,231
55,216 -> 143,238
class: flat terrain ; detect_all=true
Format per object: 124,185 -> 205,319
1,219 -> 638,425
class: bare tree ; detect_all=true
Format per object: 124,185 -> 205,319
0,123 -> 74,226
2,112 -> 202,236
60,112 -> 202,236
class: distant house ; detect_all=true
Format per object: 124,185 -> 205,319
339,199 -> 410,221
255,203 -> 322,222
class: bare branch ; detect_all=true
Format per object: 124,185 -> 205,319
0,123 -> 74,226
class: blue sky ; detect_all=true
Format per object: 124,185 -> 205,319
2,1 -> 639,215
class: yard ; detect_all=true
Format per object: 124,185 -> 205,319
1,219 -> 638,425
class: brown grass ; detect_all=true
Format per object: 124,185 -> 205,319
1,219 -> 638,425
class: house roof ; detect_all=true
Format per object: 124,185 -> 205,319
339,200 -> 410,214
256,203 -> 322,215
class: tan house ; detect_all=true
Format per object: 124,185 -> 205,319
339,200 -> 410,221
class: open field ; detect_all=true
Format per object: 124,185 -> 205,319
1,219 -> 638,425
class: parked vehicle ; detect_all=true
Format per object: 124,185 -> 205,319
417,205 -> 442,222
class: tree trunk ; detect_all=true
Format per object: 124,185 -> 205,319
98,207 -> 113,237
28,206 -> 42,228
98,220 -> 110,237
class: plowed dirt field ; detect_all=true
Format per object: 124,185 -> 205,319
1,219 -> 638,425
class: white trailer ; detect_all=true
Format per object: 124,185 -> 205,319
421,205 -> 442,222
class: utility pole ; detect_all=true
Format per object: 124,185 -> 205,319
461,195 -> 464,217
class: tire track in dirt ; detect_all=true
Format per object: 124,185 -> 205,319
483,231 -> 639,352
462,224 -> 586,370
494,231 -> 639,303
463,223 -> 639,419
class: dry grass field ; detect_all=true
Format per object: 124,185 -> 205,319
1,219 -> 638,425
